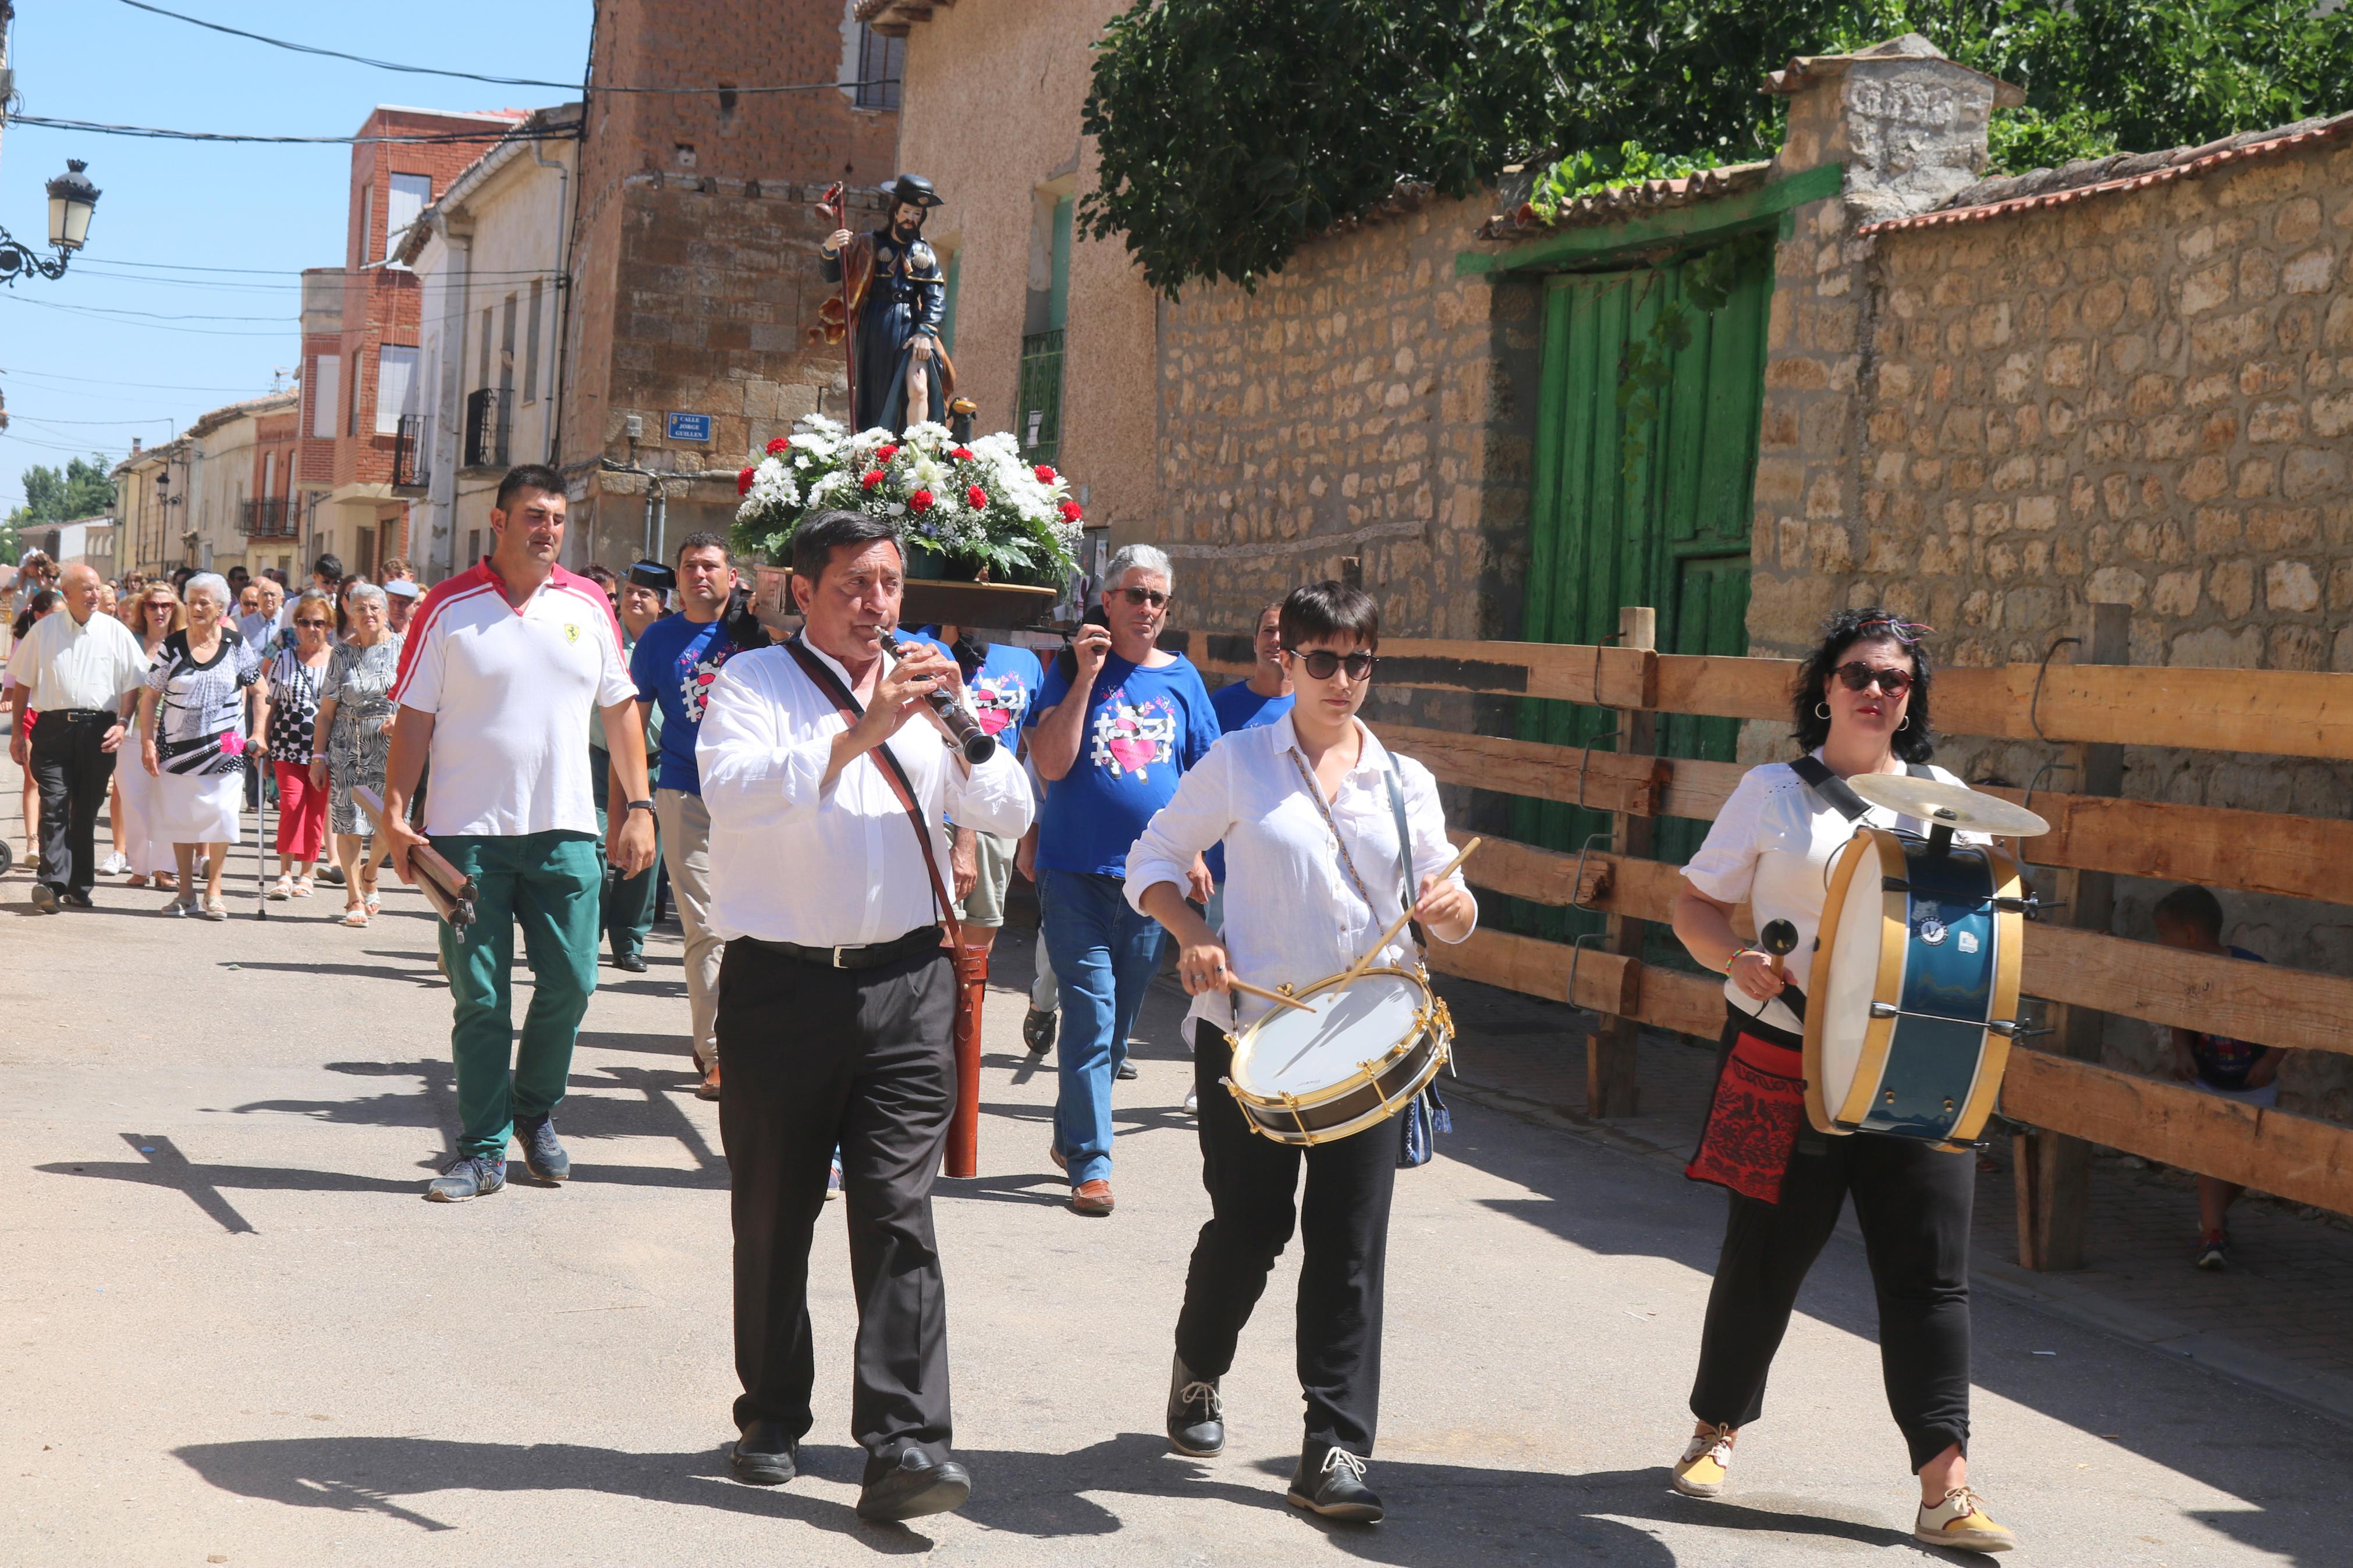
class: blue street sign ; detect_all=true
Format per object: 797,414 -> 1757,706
666,411 -> 714,443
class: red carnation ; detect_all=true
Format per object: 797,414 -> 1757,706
765,436 -> 789,455
876,444 -> 900,462
949,446 -> 974,461
737,467 -> 755,496
910,488 -> 935,514
861,468 -> 885,490
1034,464 -> 1057,483
966,483 -> 988,509
1059,500 -> 1084,523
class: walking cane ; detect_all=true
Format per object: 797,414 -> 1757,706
253,752 -> 269,922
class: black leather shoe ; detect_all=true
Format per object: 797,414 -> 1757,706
61,890 -> 95,909
1288,1443 -> 1383,1524
1116,1059 -> 1140,1080
515,1115 -> 571,1182
1166,1352 -> 1224,1457
29,883 -> 59,915
614,952 -> 648,973
1021,1007 -> 1056,1054
729,1421 -> 797,1485
857,1448 -> 973,1523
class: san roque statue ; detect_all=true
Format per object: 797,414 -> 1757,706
820,173 -> 953,433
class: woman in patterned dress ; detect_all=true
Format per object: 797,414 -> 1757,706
136,573 -> 263,919
253,589 -> 335,899
308,582 -> 401,927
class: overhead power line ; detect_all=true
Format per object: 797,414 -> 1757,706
0,367 -> 282,394
4,113 -> 570,146
2,297 -> 295,337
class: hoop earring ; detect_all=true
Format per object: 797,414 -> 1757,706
1814,702 -> 1830,720
1898,715 -> 1911,731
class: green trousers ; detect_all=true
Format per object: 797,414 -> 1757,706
432,830 -> 602,1160
591,745 -> 658,959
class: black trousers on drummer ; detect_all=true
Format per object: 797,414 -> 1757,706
1176,1019 -> 1399,1457
717,934 -> 958,1482
1689,1032 -> 1975,1472
30,709 -> 120,897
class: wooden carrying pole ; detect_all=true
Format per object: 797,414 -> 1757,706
352,787 -> 475,928
1590,606 -> 1656,1118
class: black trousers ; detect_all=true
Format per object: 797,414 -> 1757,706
30,710 -> 119,897
1176,1019 -> 1399,1457
716,935 -> 957,1481
1689,1037 -> 1975,1473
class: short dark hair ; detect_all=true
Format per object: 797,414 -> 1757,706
261,568 -> 289,588
311,554 -> 343,581
494,463 -> 567,515
791,509 -> 900,584
2153,883 -> 2225,941
1790,606 -> 1936,765
1279,581 -> 1380,653
581,563 -> 617,589
676,531 -> 730,565
227,564 -> 250,583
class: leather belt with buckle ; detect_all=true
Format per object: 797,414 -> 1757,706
748,925 -> 942,970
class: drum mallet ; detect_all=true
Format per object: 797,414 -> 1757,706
1227,976 -> 1318,1016
1760,919 -> 1798,981
1335,837 -> 1483,990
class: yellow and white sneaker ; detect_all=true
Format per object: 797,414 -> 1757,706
1914,1486 -> 2017,1553
1671,1424 -> 1737,1498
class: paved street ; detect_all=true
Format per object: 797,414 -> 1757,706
0,780 -> 2343,1566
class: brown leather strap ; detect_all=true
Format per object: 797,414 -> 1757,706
783,638 -> 960,943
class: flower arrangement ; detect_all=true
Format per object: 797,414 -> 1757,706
732,414 -> 1084,585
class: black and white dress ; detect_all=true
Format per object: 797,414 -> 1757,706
325,633 -> 402,835
144,627 -> 263,842
266,647 -> 329,765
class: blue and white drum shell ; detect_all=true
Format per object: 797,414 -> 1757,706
1802,826 -> 2024,1150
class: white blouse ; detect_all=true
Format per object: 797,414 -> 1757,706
1124,714 -> 1475,1034
1681,753 -> 1983,1035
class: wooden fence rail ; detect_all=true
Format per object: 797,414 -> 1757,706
1193,627 -> 2353,1226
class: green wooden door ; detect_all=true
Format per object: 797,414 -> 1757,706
1511,240 -> 1770,935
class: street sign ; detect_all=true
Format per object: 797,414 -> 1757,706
666,411 -> 713,443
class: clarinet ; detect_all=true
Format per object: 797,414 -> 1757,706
893,643 -> 996,765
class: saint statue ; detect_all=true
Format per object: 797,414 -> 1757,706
821,173 -> 950,433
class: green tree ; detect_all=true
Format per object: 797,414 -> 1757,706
1083,0 -> 2353,296
4,455 -> 115,565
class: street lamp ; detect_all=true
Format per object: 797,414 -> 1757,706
0,159 -> 101,286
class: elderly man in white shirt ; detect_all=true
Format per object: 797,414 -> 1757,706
697,509 -> 1032,1525
7,563 -> 153,911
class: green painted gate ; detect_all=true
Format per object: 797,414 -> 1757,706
1510,241 -> 1770,938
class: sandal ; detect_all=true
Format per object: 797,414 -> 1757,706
200,898 -> 229,922
125,874 -> 151,889
267,876 -> 294,902
153,873 -> 179,893
339,906 -> 371,928
292,876 -> 315,898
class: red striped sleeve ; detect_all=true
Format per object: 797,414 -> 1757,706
389,565 -> 492,706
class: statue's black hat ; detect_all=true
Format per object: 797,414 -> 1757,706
879,173 -> 943,210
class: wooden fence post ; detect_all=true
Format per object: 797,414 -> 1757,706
1588,605 -> 1656,1118
2015,600 -> 2129,1271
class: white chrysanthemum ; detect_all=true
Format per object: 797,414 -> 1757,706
808,470 -> 854,506
902,420 -> 953,451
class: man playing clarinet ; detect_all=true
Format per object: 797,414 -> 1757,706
695,509 -> 1032,1521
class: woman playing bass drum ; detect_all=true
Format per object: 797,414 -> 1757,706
1124,581 -> 1476,1526
1667,608 -> 2017,1555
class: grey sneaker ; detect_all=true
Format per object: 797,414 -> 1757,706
516,1115 -> 571,1182
29,883 -> 59,915
426,1154 -> 506,1202
1166,1353 -> 1224,1457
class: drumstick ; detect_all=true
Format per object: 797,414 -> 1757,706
1335,837 -> 1482,989
1228,977 -> 1318,1015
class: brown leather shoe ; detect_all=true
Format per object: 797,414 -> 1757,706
697,1061 -> 722,1102
1071,1179 -> 1114,1216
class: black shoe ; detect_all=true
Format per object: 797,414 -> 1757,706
1021,1007 -> 1056,1054
516,1115 -> 571,1182
614,952 -> 648,973
61,890 -> 94,909
1288,1443 -> 1383,1524
857,1448 -> 973,1523
425,1154 -> 506,1202
1116,1059 -> 1140,1080
1166,1353 -> 1225,1457
29,883 -> 59,915
729,1421 -> 797,1486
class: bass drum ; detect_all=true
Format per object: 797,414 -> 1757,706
1802,826 -> 2024,1151
1225,966 -> 1452,1146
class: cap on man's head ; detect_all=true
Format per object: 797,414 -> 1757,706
626,560 -> 676,593
382,577 -> 421,600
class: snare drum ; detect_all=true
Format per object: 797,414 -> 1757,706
1224,966 -> 1453,1146
1802,826 -> 2025,1150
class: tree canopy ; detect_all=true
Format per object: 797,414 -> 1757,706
3,455 -> 116,565
1081,0 -> 2353,297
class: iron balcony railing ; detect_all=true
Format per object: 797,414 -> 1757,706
463,387 -> 512,471
240,497 -> 300,539
1016,329 -> 1063,467
392,412 -> 427,490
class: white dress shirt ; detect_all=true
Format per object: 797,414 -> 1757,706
697,641 -> 1035,946
1124,714 -> 1475,1034
5,608 -> 150,713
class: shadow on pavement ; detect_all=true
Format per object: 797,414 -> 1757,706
35,1133 -> 420,1235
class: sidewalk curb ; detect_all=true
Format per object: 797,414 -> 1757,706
1443,1076 -> 2353,1432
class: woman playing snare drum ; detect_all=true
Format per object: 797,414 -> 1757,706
1668,607 -> 2015,1555
1126,581 -> 1475,1526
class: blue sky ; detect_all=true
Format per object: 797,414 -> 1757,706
0,0 -> 590,517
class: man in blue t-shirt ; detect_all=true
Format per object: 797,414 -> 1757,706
1027,545 -> 1219,1215
628,532 -> 753,1100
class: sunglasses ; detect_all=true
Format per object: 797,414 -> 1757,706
1833,661 -> 1914,696
1855,617 -> 1935,645
1285,646 -> 1378,682
1114,586 -> 1170,609
294,618 -> 332,629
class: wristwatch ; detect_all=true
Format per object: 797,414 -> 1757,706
625,799 -> 656,817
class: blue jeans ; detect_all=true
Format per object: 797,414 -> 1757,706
1039,868 -> 1166,1187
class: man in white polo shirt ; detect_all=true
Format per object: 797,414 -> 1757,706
378,463 -> 658,1203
